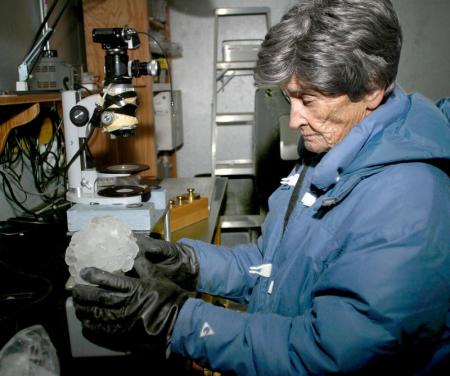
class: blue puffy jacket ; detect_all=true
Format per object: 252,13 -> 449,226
171,86 -> 450,375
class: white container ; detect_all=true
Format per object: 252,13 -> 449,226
222,39 -> 263,62
153,90 -> 183,151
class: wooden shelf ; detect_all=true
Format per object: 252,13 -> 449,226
0,103 -> 40,152
0,93 -> 62,152
0,92 -> 61,106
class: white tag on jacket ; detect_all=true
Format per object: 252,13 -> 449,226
301,192 -> 317,207
249,263 -> 272,278
267,280 -> 274,294
280,173 -> 299,187
200,322 -> 215,337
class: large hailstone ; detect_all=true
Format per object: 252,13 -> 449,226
65,216 -> 139,284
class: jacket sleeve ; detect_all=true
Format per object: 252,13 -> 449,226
172,189 -> 450,375
171,239 -> 448,375
179,238 -> 263,303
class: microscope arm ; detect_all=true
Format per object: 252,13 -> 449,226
62,91 -> 102,194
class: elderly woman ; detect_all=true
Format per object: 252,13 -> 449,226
73,0 -> 450,374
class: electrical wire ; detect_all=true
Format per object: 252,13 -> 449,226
0,106 -> 67,221
0,261 -> 53,322
79,85 -> 93,95
13,112 -> 64,201
2,167 -> 63,197
138,31 -> 174,106
62,122 -> 95,184
0,170 -> 38,218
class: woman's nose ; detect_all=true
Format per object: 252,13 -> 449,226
289,101 -> 308,129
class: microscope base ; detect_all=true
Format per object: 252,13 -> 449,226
66,186 -> 168,233
66,202 -> 166,233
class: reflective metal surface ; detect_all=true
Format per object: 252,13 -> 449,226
160,177 -> 227,243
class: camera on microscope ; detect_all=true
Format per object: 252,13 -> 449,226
92,27 -> 159,85
68,27 -> 159,139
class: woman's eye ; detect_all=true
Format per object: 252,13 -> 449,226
302,98 -> 313,106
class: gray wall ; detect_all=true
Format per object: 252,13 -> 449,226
395,0 -> 450,99
0,0 -> 85,93
0,0 -> 40,92
169,0 -> 450,178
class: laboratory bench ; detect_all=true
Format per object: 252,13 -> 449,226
0,176 -> 227,375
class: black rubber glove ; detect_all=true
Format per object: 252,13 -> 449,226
72,267 -> 189,352
134,234 -> 199,291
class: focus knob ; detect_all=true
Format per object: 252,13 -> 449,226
128,59 -> 160,77
100,111 -> 114,125
69,105 -> 90,127
147,60 -> 160,76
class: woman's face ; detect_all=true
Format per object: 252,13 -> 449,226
283,76 -> 383,153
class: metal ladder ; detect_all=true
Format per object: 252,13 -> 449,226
211,7 -> 271,242
211,7 -> 271,177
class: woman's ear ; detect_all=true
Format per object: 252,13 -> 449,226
365,88 -> 385,110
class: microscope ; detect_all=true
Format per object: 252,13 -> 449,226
64,28 -> 172,357
62,27 -> 168,233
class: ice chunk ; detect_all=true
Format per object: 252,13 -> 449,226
0,325 -> 59,376
65,216 -> 139,284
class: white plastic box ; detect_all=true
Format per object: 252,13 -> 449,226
153,90 -> 183,151
222,39 -> 263,62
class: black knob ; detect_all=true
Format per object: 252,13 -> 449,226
69,105 -> 90,127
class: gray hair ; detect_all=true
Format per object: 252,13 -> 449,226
255,0 -> 402,100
